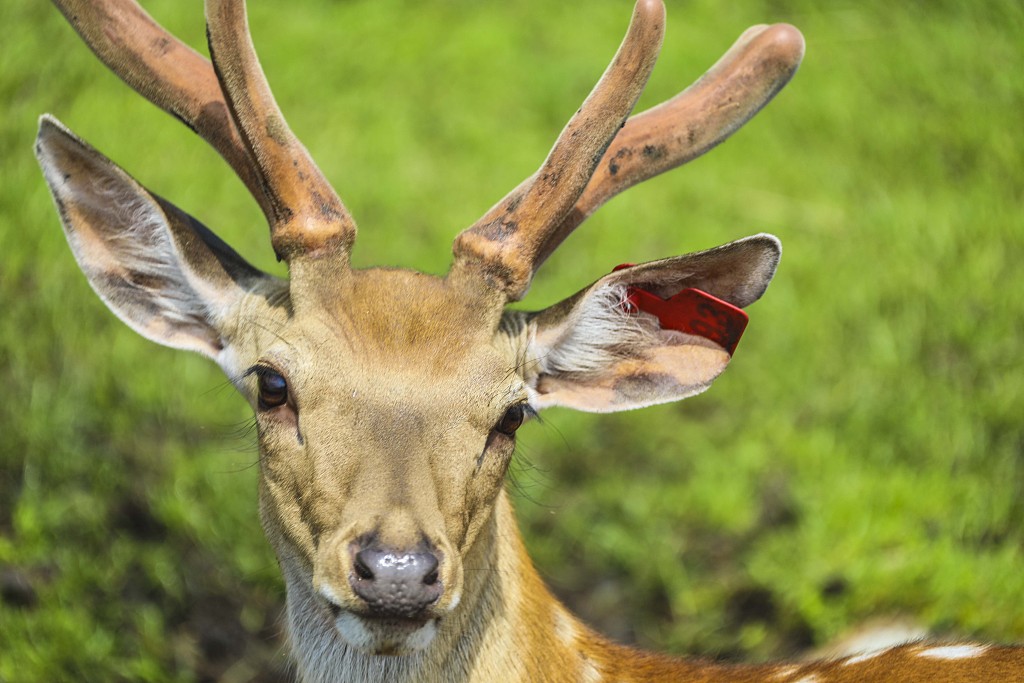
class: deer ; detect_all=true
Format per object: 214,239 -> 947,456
35,0 -> 1022,681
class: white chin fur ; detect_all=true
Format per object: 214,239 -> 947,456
335,612 -> 439,654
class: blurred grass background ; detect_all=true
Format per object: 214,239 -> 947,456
1,0 -> 1022,680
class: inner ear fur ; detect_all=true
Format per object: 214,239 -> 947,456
35,115 -> 274,360
524,234 -> 780,413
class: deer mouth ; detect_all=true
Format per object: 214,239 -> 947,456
332,609 -> 440,655
314,559 -> 453,655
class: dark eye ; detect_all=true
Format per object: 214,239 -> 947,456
257,369 -> 289,409
494,403 -> 527,436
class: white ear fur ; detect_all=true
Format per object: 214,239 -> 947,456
78,175 -> 222,340
524,284 -> 730,413
533,283 -> 658,376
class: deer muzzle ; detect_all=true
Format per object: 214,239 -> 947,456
349,544 -> 443,619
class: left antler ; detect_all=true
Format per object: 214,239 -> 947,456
51,0 -> 355,263
451,3 -> 804,301
205,0 -> 355,262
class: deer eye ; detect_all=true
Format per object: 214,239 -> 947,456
257,369 -> 289,409
494,403 -> 527,436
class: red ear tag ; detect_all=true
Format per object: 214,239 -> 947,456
630,287 -> 749,355
611,264 -> 749,354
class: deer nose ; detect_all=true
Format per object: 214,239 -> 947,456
349,545 -> 442,619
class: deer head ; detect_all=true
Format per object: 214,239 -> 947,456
36,0 -> 804,670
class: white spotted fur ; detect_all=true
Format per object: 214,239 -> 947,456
918,644 -> 990,660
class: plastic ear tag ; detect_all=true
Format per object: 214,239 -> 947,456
612,264 -> 749,355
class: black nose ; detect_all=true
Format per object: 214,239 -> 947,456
349,545 -> 442,619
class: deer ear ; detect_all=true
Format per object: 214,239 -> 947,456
35,115 -> 274,361
524,234 -> 780,412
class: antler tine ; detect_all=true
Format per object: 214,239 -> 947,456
533,23 -> 806,268
50,0 -> 274,223
451,0 -> 666,301
205,0 -> 355,263
53,0 -> 355,264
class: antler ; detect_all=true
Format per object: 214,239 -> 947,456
451,0 -> 666,298
451,6 -> 805,301
205,0 -> 353,261
51,0 -> 355,263
538,23 -> 805,269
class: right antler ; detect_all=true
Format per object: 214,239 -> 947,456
451,2 -> 804,301
539,22 -> 805,270
451,0 -> 666,297
52,0 -> 355,263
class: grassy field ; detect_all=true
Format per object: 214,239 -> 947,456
2,0 -> 1022,680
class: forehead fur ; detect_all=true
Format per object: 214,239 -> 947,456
340,269 -> 495,360
265,266 -> 510,388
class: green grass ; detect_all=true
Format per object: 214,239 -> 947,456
2,0 -> 1022,680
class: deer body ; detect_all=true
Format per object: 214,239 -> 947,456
36,0 -> 1021,680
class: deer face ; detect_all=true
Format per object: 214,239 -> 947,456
231,271 -> 528,653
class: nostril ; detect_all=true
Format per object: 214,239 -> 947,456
422,553 -> 439,586
353,550 -> 375,580
423,567 -> 438,586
